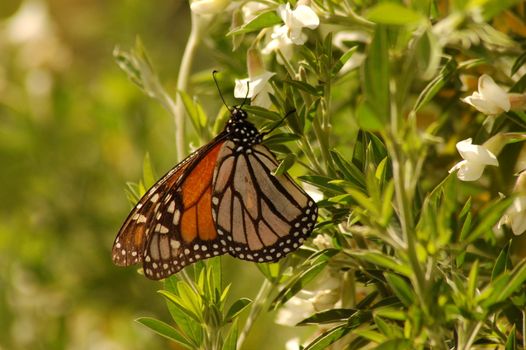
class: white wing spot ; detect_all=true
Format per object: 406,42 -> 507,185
150,193 -> 160,203
173,210 -> 181,225
170,240 -> 181,249
167,201 -> 176,213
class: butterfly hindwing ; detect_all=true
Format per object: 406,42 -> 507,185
211,141 -> 317,263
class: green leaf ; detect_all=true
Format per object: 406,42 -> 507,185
225,298 -> 252,322
353,329 -> 386,343
332,46 -> 359,75
492,241 -> 511,281
346,250 -> 412,277
356,100 -> 384,131
136,317 -> 195,349
142,153 -> 156,188
158,290 -> 202,324
373,307 -> 406,321
463,197 -> 514,244
243,105 -> 282,121
256,262 -> 283,283
179,91 -> 208,132
284,79 -> 322,96
384,273 -> 414,307
273,154 -> 296,176
374,338 -> 411,350
413,58 -> 457,112
300,175 -> 346,194
330,150 -> 366,189
298,309 -> 360,326
505,324 -> 516,350
479,0 -> 523,20
222,320 -> 238,350
362,25 -> 389,124
261,133 -> 301,147
511,51 -> 526,76
366,2 -> 424,25
380,180 -> 395,226
480,260 -> 526,308
270,260 -> 329,309
374,316 -> 403,338
304,324 -> 352,350
467,260 -> 479,301
227,10 -> 282,36
495,260 -> 526,304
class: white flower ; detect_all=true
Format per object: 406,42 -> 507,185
462,75 -> 510,115
241,1 -> 268,22
275,291 -> 316,326
332,31 -> 370,51
286,338 -> 301,350
261,25 -> 295,63
276,2 -> 319,45
190,0 -> 229,15
234,71 -> 275,108
275,270 -> 341,326
498,195 -> 526,236
312,234 -> 333,250
449,138 -> 499,181
304,183 -> 323,202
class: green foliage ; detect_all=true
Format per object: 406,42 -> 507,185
4,0 -> 526,349
139,261 -> 252,350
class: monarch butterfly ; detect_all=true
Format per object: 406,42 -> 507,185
112,79 -> 318,280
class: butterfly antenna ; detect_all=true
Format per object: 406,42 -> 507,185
239,81 -> 250,109
261,109 -> 296,137
212,70 -> 232,112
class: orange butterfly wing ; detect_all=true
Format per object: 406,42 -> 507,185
112,139 -> 226,279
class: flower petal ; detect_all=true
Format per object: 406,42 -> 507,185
277,3 -> 291,23
478,74 -> 510,113
449,160 -> 486,181
289,28 -> 307,44
292,5 -> 320,29
190,0 -> 228,15
456,138 -> 498,166
234,78 -> 252,98
462,95 -> 504,115
234,72 -> 275,100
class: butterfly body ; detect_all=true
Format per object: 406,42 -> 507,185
113,107 -> 317,280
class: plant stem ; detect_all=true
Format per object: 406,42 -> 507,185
174,11 -> 201,162
385,79 -> 428,315
461,321 -> 483,350
237,278 -> 273,349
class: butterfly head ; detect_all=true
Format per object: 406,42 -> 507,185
231,107 -> 248,121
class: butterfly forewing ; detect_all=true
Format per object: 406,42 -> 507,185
112,150 -> 198,267
141,140 -> 227,279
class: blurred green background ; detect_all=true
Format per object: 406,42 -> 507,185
0,1 -> 303,349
